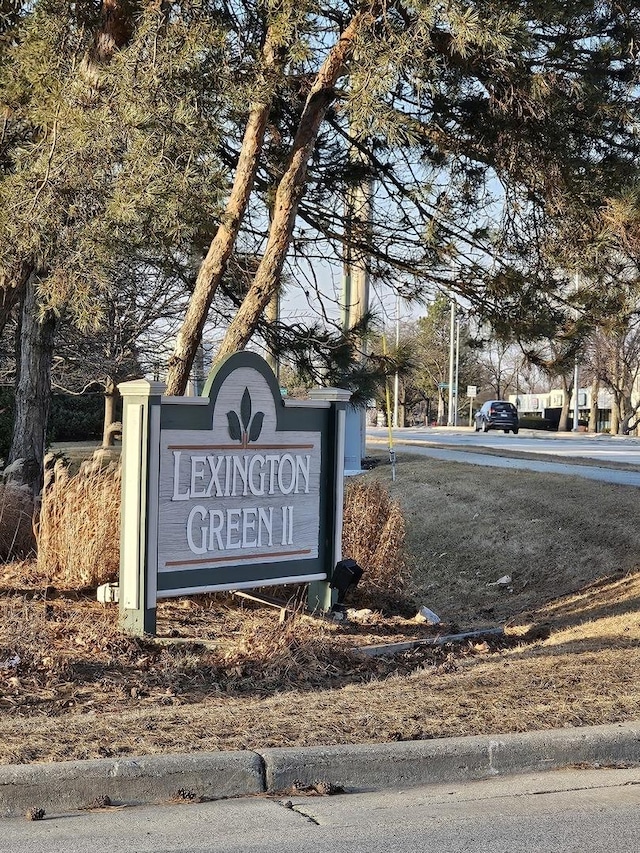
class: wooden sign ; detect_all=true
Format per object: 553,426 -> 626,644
118,352 -> 349,635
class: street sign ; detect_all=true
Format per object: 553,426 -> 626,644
466,385 -> 478,398
438,382 -> 448,390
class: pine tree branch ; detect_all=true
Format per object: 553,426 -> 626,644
28,115 -> 58,216
215,4 -> 381,363
165,22 -> 288,395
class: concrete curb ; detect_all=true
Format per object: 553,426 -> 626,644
1,722 -> 638,818
0,751 -> 264,818
259,721 -> 640,792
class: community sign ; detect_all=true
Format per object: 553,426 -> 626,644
118,352 -> 348,635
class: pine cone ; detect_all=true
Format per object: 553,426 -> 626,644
26,807 -> 45,821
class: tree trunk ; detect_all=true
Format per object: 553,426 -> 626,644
7,276 -> 56,496
618,393 -> 628,432
558,381 -> 571,432
0,262 -> 33,339
81,0 -> 138,83
611,398 -> 620,434
214,10 -> 374,363
624,404 -> 640,436
588,376 -> 599,433
619,392 -> 638,435
164,28 -> 284,396
101,377 -> 121,448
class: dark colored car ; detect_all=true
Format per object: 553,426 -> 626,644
474,400 -> 519,434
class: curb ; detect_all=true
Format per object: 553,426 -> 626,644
259,721 -> 640,792
1,721 -> 639,818
0,751 -> 264,818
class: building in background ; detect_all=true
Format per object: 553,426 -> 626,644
508,389 -> 614,432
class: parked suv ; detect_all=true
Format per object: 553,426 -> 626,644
474,400 -> 519,434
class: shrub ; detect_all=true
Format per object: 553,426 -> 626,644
341,479 -> 408,598
518,416 -> 557,431
0,390 -> 106,463
36,455 -> 120,587
49,393 -> 105,442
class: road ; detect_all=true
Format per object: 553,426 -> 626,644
367,427 -> 640,486
2,767 -> 638,852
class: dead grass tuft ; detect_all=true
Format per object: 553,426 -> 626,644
216,605 -> 360,691
342,479 -> 409,599
0,482 -> 35,561
36,456 -> 121,588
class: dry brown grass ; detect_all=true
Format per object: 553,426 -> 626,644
35,456 -> 121,588
342,478 -> 409,601
0,580 -> 637,764
369,452 -> 640,627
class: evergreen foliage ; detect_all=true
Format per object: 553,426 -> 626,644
0,1 -> 228,328
2,1 -> 639,332
1,0 -> 639,418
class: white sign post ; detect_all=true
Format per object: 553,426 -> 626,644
118,352 -> 350,636
466,385 -> 478,427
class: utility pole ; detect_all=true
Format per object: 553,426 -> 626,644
341,149 -> 373,469
447,298 -> 456,426
454,316 -> 460,426
393,294 -> 400,428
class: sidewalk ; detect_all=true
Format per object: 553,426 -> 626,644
2,722 -> 639,817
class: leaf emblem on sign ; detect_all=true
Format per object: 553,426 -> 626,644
248,411 -> 264,442
226,411 -> 242,442
227,388 -> 264,447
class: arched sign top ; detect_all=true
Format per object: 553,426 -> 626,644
203,352 -> 285,418
204,354 -> 285,444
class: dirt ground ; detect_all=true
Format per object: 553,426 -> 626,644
0,452 -> 638,765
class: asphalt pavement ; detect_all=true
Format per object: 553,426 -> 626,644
367,427 -> 640,486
